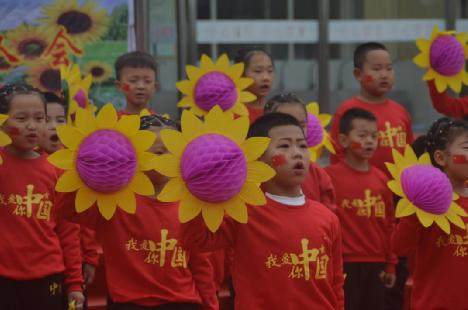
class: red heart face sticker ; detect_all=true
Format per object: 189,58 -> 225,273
121,82 -> 131,92
452,154 -> 468,164
8,126 -> 20,136
271,154 -> 287,167
351,142 -> 363,150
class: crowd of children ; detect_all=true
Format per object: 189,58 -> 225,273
0,38 -> 466,310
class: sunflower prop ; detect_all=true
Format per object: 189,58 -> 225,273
47,104 -> 159,220
61,64 -> 96,122
385,145 -> 467,234
176,54 -> 257,117
0,114 -> 12,164
305,102 -> 335,161
413,25 -> 468,93
152,106 -> 275,232
6,24 -> 50,62
83,61 -> 112,83
40,0 -> 109,46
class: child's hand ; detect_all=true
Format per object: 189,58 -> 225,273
83,263 -> 96,285
379,271 -> 396,288
68,291 -> 85,310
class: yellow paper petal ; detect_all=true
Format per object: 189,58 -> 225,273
129,172 -> 155,196
177,96 -> 194,108
225,117 -> 249,145
131,130 -> 156,152
181,110 -> 204,141
159,177 -> 187,202
415,208 -> 434,228
239,91 -> 257,103
160,129 -> 187,157
96,104 -> 118,129
387,180 -> 404,197
226,63 -> 244,80
178,193 -> 203,222
307,102 -> 319,115
97,195 -> 117,220
115,188 -> 137,214
116,115 -> 140,136
201,204 -> 225,232
385,163 -> 400,181
224,198 -> 248,224
0,131 -> 11,146
413,53 -> 429,68
323,137 -> 335,154
395,199 -> 416,217
57,125 -> 84,150
237,77 -> 254,89
138,152 -> 159,171
241,137 -> 270,161
75,108 -> 97,135
186,65 -> 203,81
152,154 -> 180,177
216,54 -> 230,71
434,216 -> 451,234
176,80 -> 194,96
239,182 -> 266,206
418,152 -> 432,165
446,207 -> 466,230
75,186 -> 97,213
56,169 -> 84,192
47,149 -> 75,170
200,54 -> 216,71
415,39 -> 430,52
318,114 -> 332,126
246,161 -> 276,183
231,102 -> 249,116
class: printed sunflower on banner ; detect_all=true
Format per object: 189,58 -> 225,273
152,106 -> 276,232
26,60 -> 61,93
413,25 -> 468,93
83,60 -> 113,83
386,145 -> 467,234
5,24 -> 50,62
48,104 -> 159,220
176,54 -> 257,117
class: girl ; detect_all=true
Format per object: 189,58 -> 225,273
392,117 -> 468,309
264,93 -> 337,210
0,84 -> 84,309
234,47 -> 275,123
68,114 -> 218,310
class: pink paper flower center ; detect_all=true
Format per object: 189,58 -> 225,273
73,89 -> 87,108
181,134 -> 247,203
400,165 -> 452,215
76,130 -> 137,193
306,113 -> 324,147
429,35 -> 465,76
194,71 -> 238,111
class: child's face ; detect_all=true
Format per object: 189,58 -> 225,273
145,126 -> 169,187
116,67 -> 157,109
245,52 -> 274,99
355,49 -> 394,97
40,102 -> 66,154
339,118 -> 378,160
4,94 -> 46,152
275,104 -> 307,132
437,132 -> 468,182
262,125 -> 310,188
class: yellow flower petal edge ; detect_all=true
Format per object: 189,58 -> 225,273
305,102 -> 335,161
155,106 -> 276,232
48,104 -> 157,220
0,114 -> 12,164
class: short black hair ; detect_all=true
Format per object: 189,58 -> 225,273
0,84 -> 46,114
264,92 -> 306,115
43,91 -> 67,114
354,42 -> 388,69
248,112 -> 304,139
115,51 -> 158,80
139,114 -> 180,131
234,47 -> 274,73
339,108 -> 377,134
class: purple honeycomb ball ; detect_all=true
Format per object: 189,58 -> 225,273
306,113 -> 324,147
429,35 -> 465,76
194,72 -> 238,111
180,134 -> 247,203
400,165 -> 453,215
76,130 -> 137,193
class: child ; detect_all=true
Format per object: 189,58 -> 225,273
67,114 -> 218,310
40,92 -> 101,302
182,113 -> 344,309
427,80 -> 468,118
0,84 -> 83,309
392,117 -> 468,309
330,42 -> 414,176
115,51 -> 158,117
234,47 -> 275,123
264,92 -> 336,210
325,108 -> 396,310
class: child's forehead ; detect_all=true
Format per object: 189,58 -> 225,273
46,102 -> 65,114
268,125 -> 305,140
350,118 -> 377,130
363,49 -> 392,63
120,66 -> 156,77
10,93 -> 44,110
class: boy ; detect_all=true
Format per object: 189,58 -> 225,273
114,51 -> 158,117
0,84 -> 83,309
182,113 -> 344,309
325,108 -> 397,310
330,42 -> 414,176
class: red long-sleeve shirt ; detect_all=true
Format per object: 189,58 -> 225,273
330,97 -> 414,176
246,105 -> 264,124
182,198 -> 345,310
80,227 -> 101,266
392,197 -> 468,310
428,80 -> 468,118
302,162 -> 337,210
68,195 -> 218,309
0,149 -> 83,292
325,161 -> 397,273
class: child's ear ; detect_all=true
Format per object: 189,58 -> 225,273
433,150 -> 448,168
353,68 -> 362,82
338,133 -> 349,148
154,81 -> 160,91
115,80 -> 122,91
